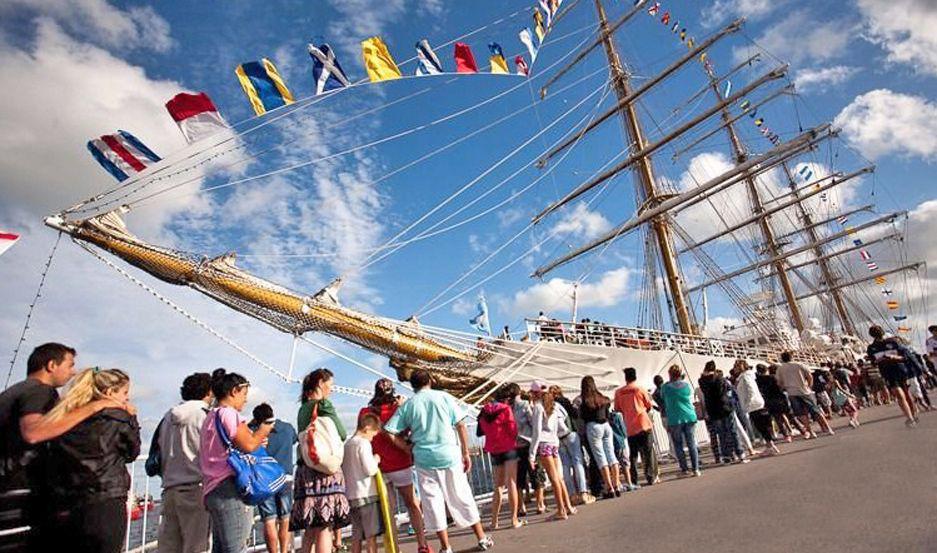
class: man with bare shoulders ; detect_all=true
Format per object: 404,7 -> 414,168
0,343 -> 126,551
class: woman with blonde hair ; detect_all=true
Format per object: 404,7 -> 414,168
45,367 -> 140,553
528,382 -> 576,521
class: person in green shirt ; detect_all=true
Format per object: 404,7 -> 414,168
660,364 -> 701,477
385,369 -> 493,553
289,368 -> 350,553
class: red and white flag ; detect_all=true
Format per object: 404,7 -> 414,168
0,232 -> 20,258
859,250 -> 871,261
165,92 -> 229,144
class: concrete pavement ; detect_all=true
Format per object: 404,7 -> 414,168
436,405 -> 937,552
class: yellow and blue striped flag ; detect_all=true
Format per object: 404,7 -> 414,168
235,58 -> 294,116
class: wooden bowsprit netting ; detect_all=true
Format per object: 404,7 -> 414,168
45,210 -> 494,395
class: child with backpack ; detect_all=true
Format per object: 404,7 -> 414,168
342,413 -> 385,553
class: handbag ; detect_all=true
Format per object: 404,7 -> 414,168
299,402 -> 344,474
213,411 -> 288,505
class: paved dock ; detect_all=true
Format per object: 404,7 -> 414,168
436,405 -> 937,553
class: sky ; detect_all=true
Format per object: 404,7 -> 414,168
0,0 -> 935,435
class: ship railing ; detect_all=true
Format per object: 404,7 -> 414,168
116,447 -> 502,553
524,319 -> 827,365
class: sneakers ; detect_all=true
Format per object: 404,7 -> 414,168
906,418 -> 917,428
581,492 -> 597,504
440,549 -> 454,553
478,536 -> 495,551
418,546 -> 435,553
693,470 -> 702,477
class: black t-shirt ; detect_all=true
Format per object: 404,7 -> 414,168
580,398 -> 610,424
0,379 -> 58,490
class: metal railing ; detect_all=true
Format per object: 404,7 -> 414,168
121,447 -> 501,553
524,319 -> 827,365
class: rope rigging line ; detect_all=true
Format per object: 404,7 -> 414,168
318,29 -> 604,272
5,233 -> 62,390
354,79 -> 614,272
416,146 -> 627,319
75,240 -> 374,398
127,28 -> 601,211
234,66 -> 611,260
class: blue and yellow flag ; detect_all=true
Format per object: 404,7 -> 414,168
235,59 -> 294,116
488,43 -> 509,74
362,37 -> 401,82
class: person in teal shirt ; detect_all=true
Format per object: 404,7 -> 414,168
660,364 -> 701,476
384,369 -> 493,553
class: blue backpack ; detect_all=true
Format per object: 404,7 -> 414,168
214,411 -> 288,505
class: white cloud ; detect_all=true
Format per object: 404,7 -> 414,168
1,0 -> 173,52
794,65 -> 860,93
502,267 -> 632,318
0,19 -> 207,239
834,89 -> 937,161
857,0 -> 937,77
733,11 -> 851,66
327,0 -> 407,63
703,0 -> 779,27
551,202 -> 611,241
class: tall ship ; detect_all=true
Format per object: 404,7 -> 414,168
37,0 -> 925,403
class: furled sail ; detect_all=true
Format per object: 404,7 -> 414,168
45,210 -> 491,393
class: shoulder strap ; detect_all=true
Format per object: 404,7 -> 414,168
214,409 -> 233,449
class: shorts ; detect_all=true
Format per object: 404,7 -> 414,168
257,484 -> 293,521
415,465 -> 481,533
537,443 -> 560,458
349,499 -> 384,541
767,398 -> 791,416
382,468 -> 414,489
490,449 -> 519,466
815,391 -> 831,408
789,395 -> 822,419
881,365 -> 909,389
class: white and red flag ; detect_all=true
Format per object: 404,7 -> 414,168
0,232 -> 20,257
165,92 -> 229,144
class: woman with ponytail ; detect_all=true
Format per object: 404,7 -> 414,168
290,368 -> 350,553
199,368 -> 275,553
45,367 -> 140,553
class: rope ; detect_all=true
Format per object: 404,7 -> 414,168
5,233 -> 62,389
75,241 -> 372,398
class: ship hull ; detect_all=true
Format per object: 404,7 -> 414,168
464,338 -> 781,400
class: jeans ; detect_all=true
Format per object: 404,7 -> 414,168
668,422 -> 700,472
585,422 -> 617,468
627,430 -> 659,485
205,477 -> 252,553
558,433 -> 588,494
710,417 -> 742,461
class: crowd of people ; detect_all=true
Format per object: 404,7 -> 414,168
1,323 -> 935,553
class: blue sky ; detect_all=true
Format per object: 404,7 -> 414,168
0,0 -> 935,432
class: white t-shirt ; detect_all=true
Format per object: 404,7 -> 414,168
926,336 -> 937,361
342,435 -> 379,501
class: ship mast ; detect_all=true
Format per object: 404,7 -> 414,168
706,78 -> 805,332
593,0 -> 696,335
781,162 -> 857,335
